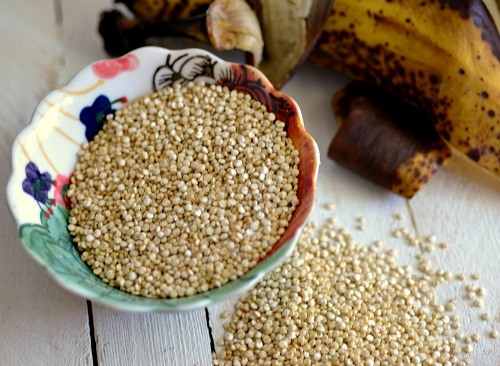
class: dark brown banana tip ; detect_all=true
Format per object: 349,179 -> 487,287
328,83 -> 452,198
99,10 -> 144,56
115,0 -> 212,23
98,9 -> 209,56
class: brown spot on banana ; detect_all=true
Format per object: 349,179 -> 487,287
329,82 -> 452,198
311,0 -> 500,177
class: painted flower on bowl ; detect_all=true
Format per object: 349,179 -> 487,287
153,53 -> 217,91
79,95 -> 127,141
21,162 -> 72,219
53,173 -> 72,210
22,162 -> 53,204
92,54 -> 139,79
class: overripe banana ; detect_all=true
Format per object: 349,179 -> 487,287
310,0 -> 500,178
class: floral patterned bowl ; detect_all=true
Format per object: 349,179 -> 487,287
7,47 -> 319,312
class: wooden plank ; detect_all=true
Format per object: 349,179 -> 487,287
93,305 -> 213,366
0,1 -> 92,365
408,156 -> 500,364
58,0 -> 111,82
57,1 -> 215,364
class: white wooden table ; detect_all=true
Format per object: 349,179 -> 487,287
1,1 -> 499,365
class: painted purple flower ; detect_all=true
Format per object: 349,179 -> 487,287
79,95 -> 127,141
22,162 -> 53,204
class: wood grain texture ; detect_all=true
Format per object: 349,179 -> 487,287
409,157 -> 500,365
58,0 -> 110,82
92,305 -> 213,366
0,1 -> 92,365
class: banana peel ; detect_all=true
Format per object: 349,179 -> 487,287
249,0 -> 334,87
99,0 -> 334,88
310,0 -> 500,179
330,83 -> 452,198
206,0 -> 263,66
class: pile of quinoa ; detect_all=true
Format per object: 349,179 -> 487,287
214,219 -> 485,366
67,82 -> 300,298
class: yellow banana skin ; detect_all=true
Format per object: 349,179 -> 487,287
310,0 -> 500,176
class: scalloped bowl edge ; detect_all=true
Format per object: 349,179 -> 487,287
6,46 -> 320,312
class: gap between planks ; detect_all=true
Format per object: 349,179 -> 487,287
205,308 -> 217,354
405,198 -> 426,255
87,301 -> 99,366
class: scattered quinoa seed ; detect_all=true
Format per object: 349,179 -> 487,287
473,299 -> 484,308
392,229 -> 403,238
476,287 -> 487,297
356,216 -> 366,224
426,234 -> 437,243
465,284 -> 477,293
409,238 -> 420,247
394,213 -> 404,220
215,220 -> 470,365
425,244 -> 435,253
439,242 -> 449,249
480,312 -> 490,321
324,203 -> 336,211
445,302 -> 457,312
466,292 -> 476,301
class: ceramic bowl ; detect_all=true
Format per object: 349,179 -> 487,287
7,47 -> 319,312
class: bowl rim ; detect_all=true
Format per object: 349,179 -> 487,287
6,46 -> 320,312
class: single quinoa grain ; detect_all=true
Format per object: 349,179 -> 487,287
394,213 -> 404,220
480,312 -> 491,321
68,82 -> 300,298
324,203 -> 336,211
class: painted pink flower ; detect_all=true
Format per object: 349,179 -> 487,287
53,174 -> 72,209
92,54 -> 139,79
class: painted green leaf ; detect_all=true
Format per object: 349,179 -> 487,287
40,205 -> 72,251
20,223 -> 88,276
20,223 -> 125,298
